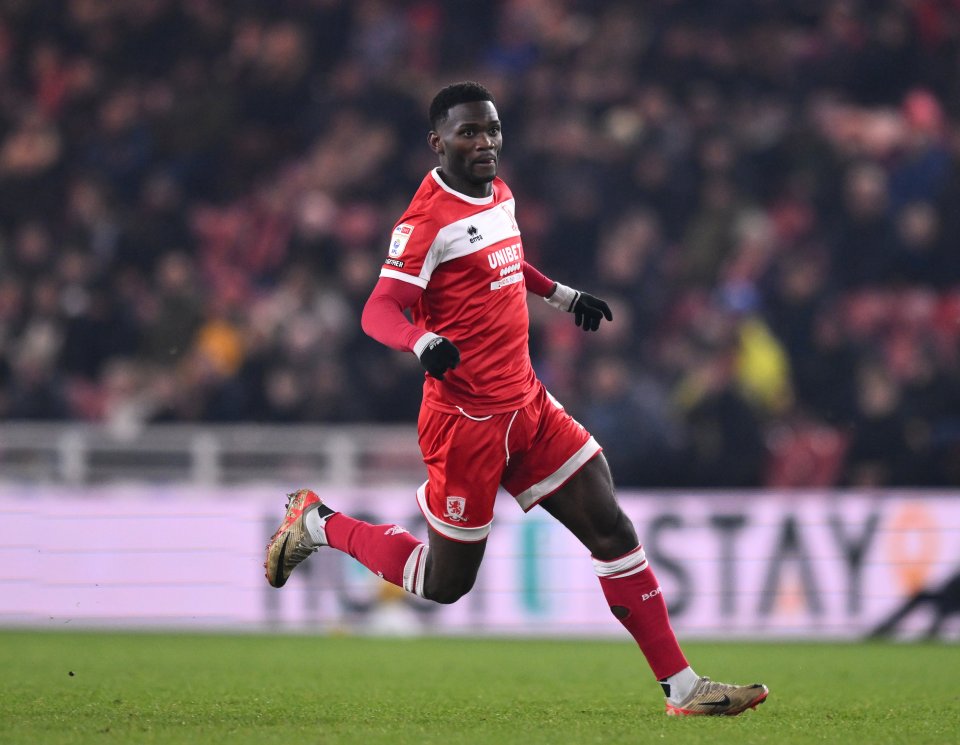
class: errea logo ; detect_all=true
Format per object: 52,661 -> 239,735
467,225 -> 483,243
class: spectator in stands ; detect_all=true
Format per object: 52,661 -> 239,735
0,1 -> 959,487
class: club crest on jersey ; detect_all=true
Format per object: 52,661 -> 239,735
445,496 -> 468,522
389,223 -> 414,257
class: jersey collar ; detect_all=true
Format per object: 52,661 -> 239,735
431,168 -> 495,205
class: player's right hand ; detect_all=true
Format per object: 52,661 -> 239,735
418,336 -> 461,380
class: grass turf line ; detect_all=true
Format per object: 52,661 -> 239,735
1,632 -> 958,744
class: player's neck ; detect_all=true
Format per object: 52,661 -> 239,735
436,168 -> 493,199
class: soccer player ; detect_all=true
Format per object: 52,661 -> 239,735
265,81 -> 768,716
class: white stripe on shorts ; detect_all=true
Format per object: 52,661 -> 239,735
513,436 -> 601,512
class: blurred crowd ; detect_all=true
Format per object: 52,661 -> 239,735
1,0 -> 959,487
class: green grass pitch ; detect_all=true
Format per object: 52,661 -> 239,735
1,631 -> 958,744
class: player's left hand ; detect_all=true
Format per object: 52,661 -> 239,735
418,335 -> 461,380
572,292 -> 613,331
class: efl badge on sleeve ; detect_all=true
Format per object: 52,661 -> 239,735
389,223 -> 414,258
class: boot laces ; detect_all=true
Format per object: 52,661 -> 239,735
692,677 -> 736,701
287,538 -> 319,566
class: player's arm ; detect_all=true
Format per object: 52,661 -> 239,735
361,277 -> 460,380
522,260 -> 613,332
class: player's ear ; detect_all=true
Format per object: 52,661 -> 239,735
428,131 -> 443,154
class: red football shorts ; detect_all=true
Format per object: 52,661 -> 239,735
416,381 -> 601,542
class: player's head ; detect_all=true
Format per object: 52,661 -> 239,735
428,82 -> 501,197
428,81 -> 495,129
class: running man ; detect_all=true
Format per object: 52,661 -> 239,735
265,81 -> 768,716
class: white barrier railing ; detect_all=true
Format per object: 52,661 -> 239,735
0,422 -> 422,485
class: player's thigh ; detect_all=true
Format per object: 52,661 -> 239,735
502,386 -> 601,512
418,406 -> 505,535
538,453 -> 638,560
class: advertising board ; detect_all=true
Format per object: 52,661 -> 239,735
1,486 -> 957,639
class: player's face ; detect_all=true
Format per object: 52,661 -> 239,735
429,101 -> 502,198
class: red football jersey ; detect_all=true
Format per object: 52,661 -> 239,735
380,168 -> 537,414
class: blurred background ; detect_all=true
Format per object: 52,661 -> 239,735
2,0 -> 960,488
1,0 -> 959,639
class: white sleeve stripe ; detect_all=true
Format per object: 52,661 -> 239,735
380,268 -> 428,288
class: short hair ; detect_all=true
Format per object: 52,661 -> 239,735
429,82 -> 495,129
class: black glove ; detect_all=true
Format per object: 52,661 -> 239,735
418,336 -> 461,380
573,292 -> 613,331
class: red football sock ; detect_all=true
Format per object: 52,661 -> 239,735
594,546 -> 688,680
324,513 -> 428,596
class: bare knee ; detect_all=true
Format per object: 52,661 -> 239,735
539,455 -> 639,560
420,555 -> 479,604
588,509 -> 639,560
422,531 -> 486,604
423,575 -> 475,605
426,587 -> 468,605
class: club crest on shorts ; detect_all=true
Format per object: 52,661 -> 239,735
445,496 -> 467,522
